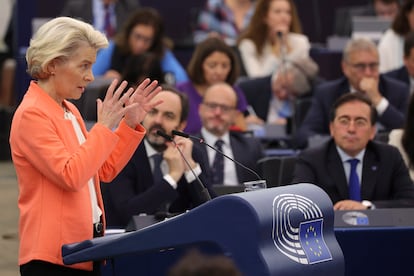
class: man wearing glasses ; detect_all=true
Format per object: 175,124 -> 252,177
295,37 -> 409,149
292,92 -> 414,210
195,83 -> 263,186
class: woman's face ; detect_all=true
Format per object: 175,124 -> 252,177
51,45 -> 95,102
202,51 -> 232,85
265,0 -> 292,37
128,24 -> 155,55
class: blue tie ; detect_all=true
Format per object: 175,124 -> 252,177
152,153 -> 163,183
348,159 -> 361,201
212,140 -> 224,185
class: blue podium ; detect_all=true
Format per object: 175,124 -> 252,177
62,184 -> 344,275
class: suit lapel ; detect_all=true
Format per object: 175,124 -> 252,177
326,143 -> 349,199
361,147 -> 379,199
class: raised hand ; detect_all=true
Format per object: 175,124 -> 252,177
124,78 -> 162,128
96,78 -> 162,130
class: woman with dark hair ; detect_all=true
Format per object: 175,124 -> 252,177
121,53 -> 165,86
176,36 -> 248,134
389,93 -> 414,181
93,7 -> 188,84
237,0 -> 310,77
378,0 -> 414,72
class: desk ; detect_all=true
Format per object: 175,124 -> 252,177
334,208 -> 414,276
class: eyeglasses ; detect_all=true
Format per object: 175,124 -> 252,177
336,117 -> 370,128
348,62 -> 379,72
202,102 -> 235,113
131,33 -> 153,44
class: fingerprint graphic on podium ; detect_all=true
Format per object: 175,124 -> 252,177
272,194 -> 332,264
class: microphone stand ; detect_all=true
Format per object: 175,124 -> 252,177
156,130 -> 211,202
172,130 -> 263,181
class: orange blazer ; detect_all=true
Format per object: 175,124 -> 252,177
10,81 -> 145,271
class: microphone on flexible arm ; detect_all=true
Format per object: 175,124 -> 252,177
156,130 -> 211,203
277,31 -> 287,78
171,130 -> 263,182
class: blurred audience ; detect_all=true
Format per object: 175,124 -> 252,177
122,53 -> 166,86
384,30 -> 414,93
61,0 -> 140,39
194,0 -> 256,46
295,37 -> 409,149
196,82 -> 263,186
238,56 -> 318,128
378,0 -> 414,73
0,1 -> 15,107
168,249 -> 242,276
92,7 -> 188,84
334,0 -> 400,37
237,0 -> 310,78
389,93 -> 414,181
176,37 -> 249,134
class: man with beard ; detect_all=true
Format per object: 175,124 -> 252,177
195,83 -> 263,186
102,86 -> 214,227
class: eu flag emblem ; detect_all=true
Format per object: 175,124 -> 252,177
299,219 -> 332,264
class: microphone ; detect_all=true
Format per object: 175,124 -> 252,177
172,130 -> 262,181
156,130 -> 211,202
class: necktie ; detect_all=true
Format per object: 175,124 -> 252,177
104,5 -> 114,38
347,159 -> 361,201
212,140 -> 224,185
152,153 -> 163,183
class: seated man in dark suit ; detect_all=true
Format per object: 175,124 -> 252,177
295,37 -> 409,149
102,86 -> 214,227
196,82 -> 264,186
292,92 -> 414,210
384,31 -> 414,93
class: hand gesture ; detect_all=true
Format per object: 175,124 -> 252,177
96,78 -> 162,130
124,78 -> 162,128
174,136 -> 196,171
163,142 -> 185,182
359,77 -> 382,106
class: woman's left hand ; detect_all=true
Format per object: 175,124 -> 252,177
124,78 -> 162,128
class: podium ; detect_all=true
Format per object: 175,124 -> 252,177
62,184 -> 344,275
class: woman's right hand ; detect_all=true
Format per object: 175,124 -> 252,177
96,79 -> 136,129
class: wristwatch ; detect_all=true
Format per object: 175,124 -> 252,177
362,200 -> 375,209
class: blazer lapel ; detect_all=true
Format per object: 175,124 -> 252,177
326,143 -> 349,199
360,148 -> 379,199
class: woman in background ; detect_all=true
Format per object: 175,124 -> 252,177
176,37 -> 248,134
378,0 -> 414,73
93,7 -> 188,84
237,0 -> 310,78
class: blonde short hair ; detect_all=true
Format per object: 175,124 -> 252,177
26,17 -> 108,79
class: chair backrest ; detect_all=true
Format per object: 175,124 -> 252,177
293,96 -> 313,133
257,155 -> 297,188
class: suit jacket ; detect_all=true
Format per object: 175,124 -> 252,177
384,66 -> 410,87
238,75 -> 272,122
294,75 -> 409,148
10,81 -> 145,270
193,131 -> 264,184
102,141 -> 214,227
292,139 -> 414,206
61,0 -> 140,33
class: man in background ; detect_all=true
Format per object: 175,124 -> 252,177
292,92 -> 414,210
196,82 -> 263,186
